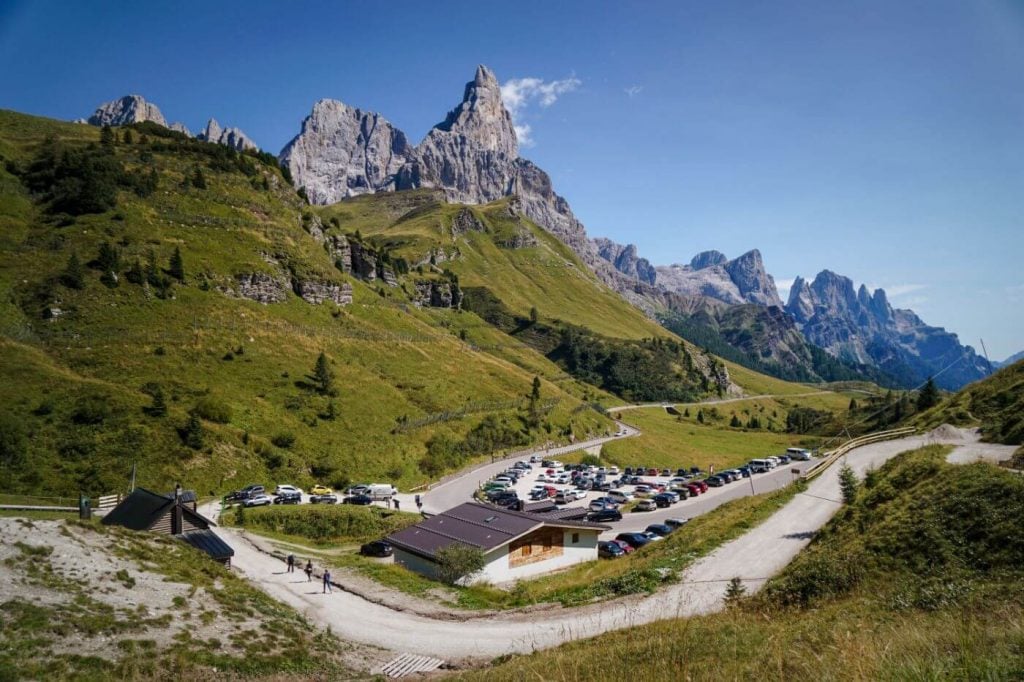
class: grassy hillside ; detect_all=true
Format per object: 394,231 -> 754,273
462,445 -> 1024,680
0,111 -> 613,496
916,359 -> 1024,452
0,109 -> 840,498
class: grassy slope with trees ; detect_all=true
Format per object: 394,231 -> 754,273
462,445 -> 1024,680
0,110 -> 836,498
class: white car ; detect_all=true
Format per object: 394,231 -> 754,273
529,455 -> 541,463
244,494 -> 272,507
572,488 -> 589,500
274,484 -> 301,496
536,474 -> 550,482
608,490 -> 634,504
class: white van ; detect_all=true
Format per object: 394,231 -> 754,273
367,484 -> 398,499
787,448 -> 812,461
608,489 -> 634,504
766,457 -> 780,468
749,459 -> 771,474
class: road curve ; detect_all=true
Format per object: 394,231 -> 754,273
214,429 -> 990,660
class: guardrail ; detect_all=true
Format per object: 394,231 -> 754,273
802,427 -> 918,481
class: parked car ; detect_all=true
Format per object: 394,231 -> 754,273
611,539 -> 635,554
643,531 -> 664,542
646,468 -> 659,477
645,523 -> 674,537
705,476 -> 725,487
633,485 -> 653,497
664,517 -> 689,529
778,454 -> 791,464
588,508 -> 623,523
275,484 -> 301,496
594,481 -> 612,492
226,484 -> 264,501
310,494 -> 339,504
598,540 -> 626,559
660,469 -> 672,477
615,532 -> 651,549
676,468 -> 689,477
685,482 -> 703,496
635,499 -> 658,512
529,455 -> 541,463
348,484 -> 372,496
343,494 -> 373,505
360,540 -> 393,558
310,484 -> 333,496
243,494 -> 272,507
529,489 -> 548,501
652,493 -> 674,508
273,492 -> 301,505
589,499 -> 613,512
737,466 -> 752,478
623,467 -> 634,476
608,490 -> 634,504
669,486 -> 691,500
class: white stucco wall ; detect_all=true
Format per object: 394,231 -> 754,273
477,528 -> 600,584
393,528 -> 601,585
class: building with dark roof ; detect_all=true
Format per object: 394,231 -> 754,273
386,502 -> 608,584
102,487 -> 233,565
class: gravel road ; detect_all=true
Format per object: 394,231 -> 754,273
217,426 -> 997,661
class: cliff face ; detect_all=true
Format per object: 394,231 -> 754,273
653,249 -> 783,308
83,96 -> 257,150
786,270 -> 991,389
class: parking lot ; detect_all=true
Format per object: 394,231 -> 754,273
488,455 -> 816,538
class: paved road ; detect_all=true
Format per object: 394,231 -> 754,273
607,391 -> 831,413
215,428 -> 988,661
408,420 -> 639,515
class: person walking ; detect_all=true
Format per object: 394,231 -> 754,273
322,568 -> 332,594
415,494 -> 422,511
287,553 -> 295,573
304,559 -> 313,582
394,498 -> 400,511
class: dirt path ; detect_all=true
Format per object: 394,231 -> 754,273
218,426 -> 994,661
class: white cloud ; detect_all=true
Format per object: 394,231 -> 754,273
862,282 -> 927,301
624,85 -> 643,98
500,75 -> 581,147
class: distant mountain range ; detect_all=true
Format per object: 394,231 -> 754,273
78,66 -> 993,390
994,350 -> 1024,369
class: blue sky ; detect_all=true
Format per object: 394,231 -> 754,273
2,0 -> 1022,358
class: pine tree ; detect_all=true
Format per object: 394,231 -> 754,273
724,576 -> 746,606
530,306 -> 539,324
97,241 -> 121,273
323,400 -> 339,421
100,269 -> 119,289
169,246 -> 185,281
311,352 -> 334,395
61,252 -> 85,289
192,167 -> 207,189
531,376 -> 542,402
145,249 -> 160,286
125,258 -> 144,285
697,410 -> 705,424
122,129 -> 133,144
100,125 -> 115,148
917,377 -> 940,411
849,397 -> 859,412
838,462 -> 859,504
148,386 -> 167,417
730,414 -> 742,428
183,412 -> 204,449
683,407 -> 690,418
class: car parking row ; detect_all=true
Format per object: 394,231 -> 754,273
479,450 -> 816,546
224,483 -> 398,508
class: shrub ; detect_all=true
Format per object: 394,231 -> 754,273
71,397 -> 110,425
436,544 -> 486,585
194,396 -> 231,424
271,432 -> 296,449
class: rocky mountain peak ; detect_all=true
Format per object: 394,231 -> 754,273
690,250 -> 728,270
198,118 -> 257,152
723,249 -> 782,308
430,64 -> 517,157
280,99 -> 412,205
594,238 -> 656,285
87,95 -> 166,127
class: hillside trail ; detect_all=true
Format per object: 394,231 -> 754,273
210,426 -> 1005,661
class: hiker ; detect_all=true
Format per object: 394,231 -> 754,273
287,553 -> 295,573
323,568 -> 332,594
394,498 -> 400,511
304,559 -> 313,582
415,494 -> 422,511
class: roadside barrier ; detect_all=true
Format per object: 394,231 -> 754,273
802,427 -> 917,481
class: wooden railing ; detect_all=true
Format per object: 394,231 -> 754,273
802,427 -> 918,481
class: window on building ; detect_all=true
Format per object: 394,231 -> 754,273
521,543 -> 532,557
572,532 -> 579,544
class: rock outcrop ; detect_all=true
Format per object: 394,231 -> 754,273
198,118 -> 257,151
412,280 -> 462,309
594,238 -> 657,285
293,280 -> 353,306
654,249 -> 782,308
786,270 -> 991,389
233,273 -> 288,304
279,99 -> 412,204
87,95 -> 166,127
169,122 -> 192,137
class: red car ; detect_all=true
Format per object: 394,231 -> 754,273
611,539 -> 635,554
646,468 -> 659,476
685,482 -> 704,496
544,485 -> 558,497
692,480 -> 709,493
546,468 -> 556,475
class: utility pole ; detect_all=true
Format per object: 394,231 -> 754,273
130,462 -> 136,492
980,338 -> 993,375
